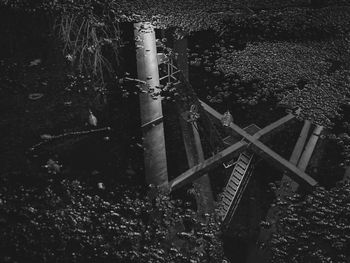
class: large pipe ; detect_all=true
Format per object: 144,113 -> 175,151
134,22 -> 168,187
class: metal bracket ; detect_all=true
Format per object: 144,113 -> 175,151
141,116 -> 164,130
157,53 -> 169,65
223,159 -> 237,169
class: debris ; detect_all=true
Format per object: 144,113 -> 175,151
44,159 -> 62,174
28,93 -> 44,100
88,109 -> 98,126
136,143 -> 143,148
91,170 -> 100,176
97,182 -> 105,190
126,164 -> 136,176
31,127 -> 111,151
65,54 -> 74,62
40,134 -> 53,140
221,110 -> 233,127
29,59 -> 42,67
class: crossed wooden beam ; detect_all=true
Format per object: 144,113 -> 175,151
169,100 -> 318,192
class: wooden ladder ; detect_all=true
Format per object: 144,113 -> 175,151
220,150 -> 254,222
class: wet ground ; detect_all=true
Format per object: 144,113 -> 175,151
1,9 -> 348,262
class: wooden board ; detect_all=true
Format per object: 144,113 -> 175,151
169,141 -> 247,191
179,100 -> 319,189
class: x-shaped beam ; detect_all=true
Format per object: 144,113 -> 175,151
169,101 -> 318,192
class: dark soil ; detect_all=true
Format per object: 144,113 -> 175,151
1,7 -> 348,263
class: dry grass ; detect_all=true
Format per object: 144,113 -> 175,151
56,12 -> 120,85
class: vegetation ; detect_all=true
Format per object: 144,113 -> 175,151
271,184 -> 350,263
0,174 -> 224,263
1,0 -> 350,262
214,41 -> 350,125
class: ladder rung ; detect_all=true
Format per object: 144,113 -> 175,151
225,187 -> 237,197
224,198 -> 232,207
244,155 -> 253,163
222,200 -> 230,208
229,176 -> 241,186
233,170 -> 244,179
225,195 -> 236,204
221,200 -> 230,208
242,151 -> 252,158
224,189 -> 234,198
226,191 -> 236,200
225,191 -> 236,199
239,159 -> 249,166
225,190 -> 236,199
239,154 -> 250,164
228,182 -> 238,191
221,153 -> 255,223
223,197 -> 233,206
224,190 -> 235,198
222,198 -> 231,207
236,166 -> 246,175
221,205 -> 229,213
237,161 -> 247,170
222,212 -> 228,220
226,189 -> 237,198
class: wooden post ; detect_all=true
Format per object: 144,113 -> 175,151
171,102 -> 318,190
277,120 -> 312,195
173,36 -> 214,214
343,166 -> 350,183
247,121 -> 321,263
134,22 -> 168,187
297,124 -> 324,171
289,120 -> 312,165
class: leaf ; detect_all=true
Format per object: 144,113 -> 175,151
29,58 -> 42,66
40,134 -> 53,140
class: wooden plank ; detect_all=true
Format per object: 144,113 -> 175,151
290,120 -> 312,165
297,125 -> 324,172
223,135 -> 237,145
250,121 -> 313,262
200,100 -> 296,143
229,121 -> 318,188
200,100 -> 318,189
252,113 -> 295,141
173,38 -> 215,215
223,124 -> 260,145
244,124 -> 261,135
249,141 -> 317,189
200,99 -> 227,122
169,141 -> 247,191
